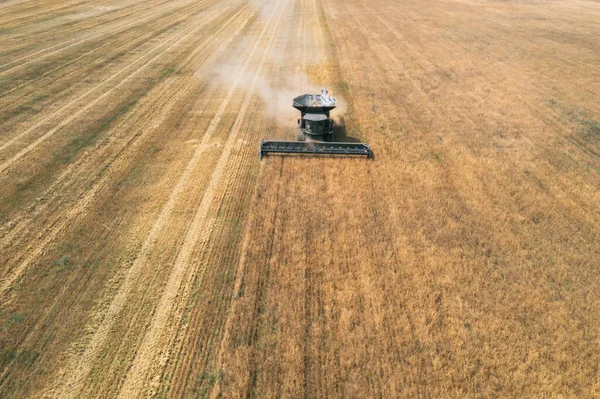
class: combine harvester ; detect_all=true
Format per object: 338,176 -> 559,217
259,88 -> 372,159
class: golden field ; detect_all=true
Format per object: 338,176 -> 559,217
0,0 -> 599,397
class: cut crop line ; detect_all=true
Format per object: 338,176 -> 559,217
208,160 -> 266,399
0,0 -> 243,294
0,0 -> 173,41
0,0 -> 185,96
0,2 -> 239,298
0,0 -> 193,66
0,2 -> 250,281
0,7 -> 251,387
0,0 -> 204,75
0,0 -> 162,42
0,239 -> 103,392
0,28 -> 156,102
211,9 -> 314,395
0,2 -> 233,174
0,0 -> 36,11
0,4 -> 203,153
116,2 -> 288,396
0,0 -> 217,148
0,0 -> 96,16
0,0 -> 166,70
0,0 -> 226,140
174,8 -> 309,393
0,5 -> 251,258
35,7 -> 256,399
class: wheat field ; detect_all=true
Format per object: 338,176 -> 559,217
0,0 -> 599,397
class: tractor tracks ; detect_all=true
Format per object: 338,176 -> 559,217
0,6 -> 256,394
0,0 -> 188,100
0,3 -> 250,289
0,0 -> 211,130
0,0 -> 250,311
0,0 -> 227,168
0,2 -> 241,302
34,3 -> 268,397
206,159 -> 268,399
0,0 -> 192,74
115,2 -> 289,396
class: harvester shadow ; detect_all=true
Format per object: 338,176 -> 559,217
333,116 -> 362,143
333,116 -> 374,159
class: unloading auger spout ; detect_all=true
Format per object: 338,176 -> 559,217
259,88 -> 372,159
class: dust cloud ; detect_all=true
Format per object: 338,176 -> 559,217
209,0 -> 346,126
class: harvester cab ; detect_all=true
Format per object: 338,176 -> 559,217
259,88 -> 372,159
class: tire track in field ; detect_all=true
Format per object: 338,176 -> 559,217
0,0 -> 207,152
0,0 -> 195,73
0,0 -> 170,43
0,28 -> 156,101
0,8 -> 253,382
0,1 -> 233,173
0,0 -> 213,133
207,161 -> 268,399
0,4 -> 251,259
0,3 -> 249,280
0,1 -> 244,300
0,13 -> 253,391
116,2 -> 288,396
0,0 -> 213,137
36,7 -> 257,398
0,0 -> 162,69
